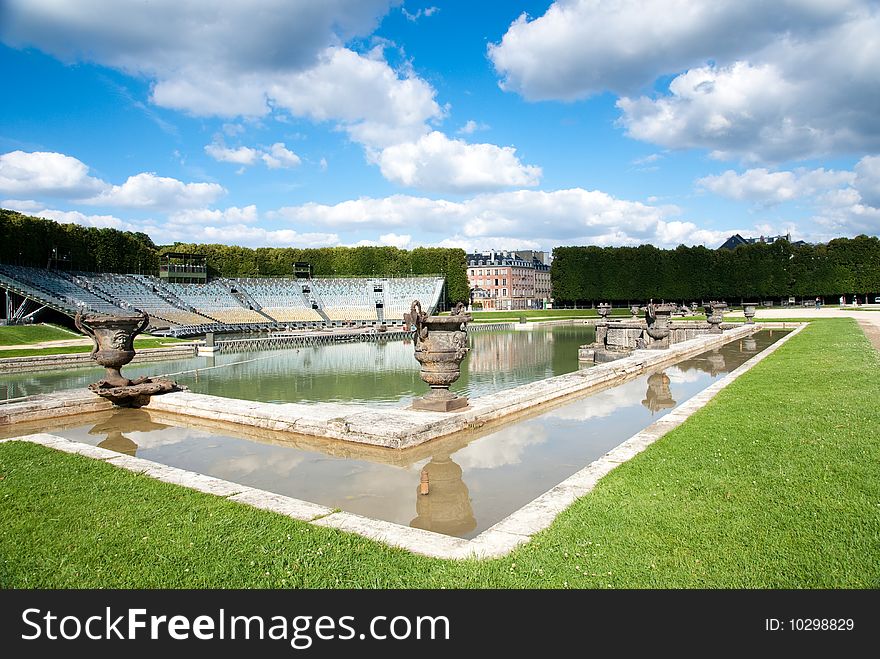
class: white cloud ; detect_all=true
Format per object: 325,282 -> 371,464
854,155 -> 880,207
1,199 -> 45,212
0,150 -> 106,197
490,0 -> 880,161
150,223 -> 340,248
204,142 -> 260,166
380,232 -> 411,249
25,208 -> 126,229
0,150 -> 223,211
222,123 -> 245,137
490,0 -> 860,99
167,205 -> 258,225
401,6 -> 440,22
0,3 -> 545,192
632,153 -> 662,165
698,156 -> 880,238
454,424 -> 548,470
376,132 -> 541,192
698,167 -> 855,204
84,172 -> 225,209
270,188 -> 726,249
268,46 -> 442,148
205,140 -> 301,170
457,120 -> 490,135
261,143 -> 302,169
1,1 -> 394,97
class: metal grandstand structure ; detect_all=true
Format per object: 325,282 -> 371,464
0,264 -> 446,337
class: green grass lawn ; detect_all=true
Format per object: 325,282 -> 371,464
0,323 -> 78,345
1,319 -> 877,588
0,337 -> 188,358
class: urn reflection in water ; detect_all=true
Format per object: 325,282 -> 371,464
404,300 -> 471,412
411,453 -> 476,537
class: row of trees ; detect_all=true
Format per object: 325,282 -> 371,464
0,210 -> 470,304
551,237 -> 880,303
0,210 -> 159,274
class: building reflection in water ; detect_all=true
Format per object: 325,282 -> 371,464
88,409 -> 171,457
741,336 -> 758,353
410,452 -> 476,536
641,371 -> 677,414
466,330 -> 554,373
706,349 -> 727,376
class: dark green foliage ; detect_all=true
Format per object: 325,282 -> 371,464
552,237 -> 880,303
0,209 -> 158,274
0,210 -> 470,305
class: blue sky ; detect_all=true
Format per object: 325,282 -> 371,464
1,0 -> 878,253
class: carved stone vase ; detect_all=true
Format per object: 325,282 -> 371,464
405,300 -> 471,412
75,311 -> 149,387
630,304 -> 640,319
75,311 -> 184,403
743,303 -> 757,324
597,302 -> 612,323
645,302 -> 675,343
704,301 -> 728,334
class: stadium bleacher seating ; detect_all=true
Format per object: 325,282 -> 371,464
0,264 -> 128,316
1,265 -> 445,336
233,278 -> 323,322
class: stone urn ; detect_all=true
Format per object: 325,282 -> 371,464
630,304 -> 640,319
704,301 -> 727,334
645,301 -> 674,343
597,302 -> 612,323
743,303 -> 757,324
405,300 -> 471,412
75,311 -> 149,387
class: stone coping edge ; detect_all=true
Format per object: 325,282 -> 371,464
0,322 -> 805,559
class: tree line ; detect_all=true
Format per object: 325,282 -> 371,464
551,237 -> 880,304
0,210 -> 469,304
0,209 -> 160,275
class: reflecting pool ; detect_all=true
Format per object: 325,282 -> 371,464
2,325 -> 594,405
6,330 -> 786,538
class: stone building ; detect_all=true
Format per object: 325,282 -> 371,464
466,250 -> 552,311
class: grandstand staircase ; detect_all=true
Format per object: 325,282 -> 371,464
142,278 -> 223,324
298,281 -> 330,323
217,278 -> 277,323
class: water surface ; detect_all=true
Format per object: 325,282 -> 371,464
8,330 -> 786,538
